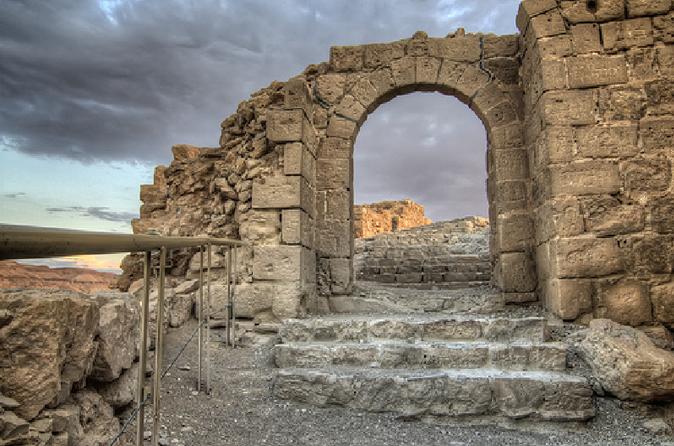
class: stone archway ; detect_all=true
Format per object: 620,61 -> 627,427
310,31 -> 535,304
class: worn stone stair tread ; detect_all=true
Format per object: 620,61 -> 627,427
273,367 -> 594,421
274,340 -> 567,371
280,314 -> 548,343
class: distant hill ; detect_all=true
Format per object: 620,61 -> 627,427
0,260 -> 118,293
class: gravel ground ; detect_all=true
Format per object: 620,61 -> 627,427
123,319 -> 674,446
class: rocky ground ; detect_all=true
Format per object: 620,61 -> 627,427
136,320 -> 674,446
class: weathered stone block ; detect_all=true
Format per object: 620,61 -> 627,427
654,12 -> 674,43
498,252 -> 537,293
329,258 -> 352,294
316,189 -> 351,222
567,54 -> 628,88
416,57 -> 441,84
282,209 -> 313,248
315,73 -> 346,105
581,195 -> 644,237
350,77 -> 379,112
252,245 -> 312,282
318,137 -> 351,160
484,57 -> 520,85
436,61 -> 466,91
326,116 -> 357,139
364,42 -> 405,69
597,281 -> 652,327
535,197 -> 584,241
284,143 -> 315,183
622,155 -> 672,193
626,0 -> 671,17
483,34 -> 519,58
541,90 -> 597,125
429,36 -> 481,62
550,160 -> 621,196
316,159 -> 351,190
317,220 -> 351,258
533,126 -> 574,168
252,175 -> 314,217
651,195 -> 674,234
528,10 -> 567,38
330,46 -> 364,72
283,77 -> 312,115
552,237 -> 624,278
390,57 -> 416,87
496,213 -> 534,252
640,117 -> 674,152
571,23 -> 601,53
516,0 -> 558,32
601,18 -> 654,51
489,123 -> 524,149
366,69 -> 396,96
652,282 -> 674,327
172,144 -> 200,161
559,0 -> 624,24
490,149 -> 528,182
625,235 -> 673,275
239,210 -> 281,245
267,109 -> 306,143
598,86 -> 646,121
335,95 -> 366,123
645,79 -> 674,116
575,124 -> 638,158
546,279 -> 593,321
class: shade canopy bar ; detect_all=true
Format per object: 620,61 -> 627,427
0,224 -> 246,259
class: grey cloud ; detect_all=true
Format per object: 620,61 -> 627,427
46,206 -> 138,222
3,192 -> 26,199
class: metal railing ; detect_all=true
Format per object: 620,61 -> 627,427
0,225 -> 246,446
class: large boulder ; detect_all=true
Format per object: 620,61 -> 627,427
0,289 -> 99,420
71,390 -> 120,446
96,361 -> 138,409
579,319 -> 674,401
90,293 -> 140,382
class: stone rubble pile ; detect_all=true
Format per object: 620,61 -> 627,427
0,284 -> 200,446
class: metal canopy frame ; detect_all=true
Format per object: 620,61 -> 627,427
0,225 -> 244,446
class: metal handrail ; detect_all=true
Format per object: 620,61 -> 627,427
0,224 -> 245,446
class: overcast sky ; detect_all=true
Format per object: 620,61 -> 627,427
0,0 -> 520,270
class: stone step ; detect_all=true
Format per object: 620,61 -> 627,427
280,315 -> 548,344
274,341 -> 567,371
272,368 -> 594,421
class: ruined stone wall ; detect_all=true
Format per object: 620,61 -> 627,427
518,0 -> 674,328
354,217 -> 490,286
353,199 -> 432,238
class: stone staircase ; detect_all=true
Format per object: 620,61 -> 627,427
271,286 -> 595,421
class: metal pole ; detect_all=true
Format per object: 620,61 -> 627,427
151,246 -> 166,446
136,251 -> 152,446
197,245 -> 203,392
226,246 -> 232,347
206,243 -> 212,394
232,246 -> 238,347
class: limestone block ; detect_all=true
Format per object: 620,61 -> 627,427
601,18 -> 654,51
498,252 -> 537,293
651,195 -> 674,234
493,180 -> 527,207
213,178 -> 237,200
406,34 -> 430,56
318,137 -> 351,160
496,213 -> 533,252
428,35 -> 481,62
483,57 -> 520,85
90,293 -> 140,383
238,210 -> 281,245
598,86 -> 646,121
625,235 -> 673,275
528,10 -> 567,38
283,77 -> 312,115
489,122 -> 523,150
540,90 -> 597,126
567,54 -> 628,88
640,117 -> 674,153
253,245 -> 309,282
317,220 -> 351,258
315,73 -> 346,105
349,77 -> 379,112
457,66 -> 490,101
550,160 -> 621,196
335,95 -> 366,123
581,195 -> 644,237
622,155 -> 672,193
436,61 -> 466,91
575,124 -> 638,158
282,209 -> 313,248
545,279 -> 593,320
626,0 -> 670,17
363,42 -> 405,69
252,175 -> 314,216
490,149 -> 528,182
516,0 -> 558,32
139,184 -> 166,208
329,258 -> 352,295
537,35 -> 574,57
316,159 -> 351,191
416,57 -> 441,84
645,79 -> 674,116
483,34 -> 519,58
267,109 -> 305,143
390,57 -> 416,87
654,12 -> 674,43
316,189 -> 351,222
559,0 -> 624,24
652,282 -> 674,327
533,126 -> 574,168
330,45 -> 364,72
365,69 -> 396,97
326,116 -> 357,140
579,319 -> 674,402
96,361 -> 138,409
596,281 -> 652,326
571,23 -> 601,53
284,142 -> 315,182
535,197 -> 584,242
626,48 -> 658,80
171,144 -> 200,161
551,237 -> 624,278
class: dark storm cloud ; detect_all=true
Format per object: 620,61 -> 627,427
46,206 -> 138,222
0,0 -> 518,164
